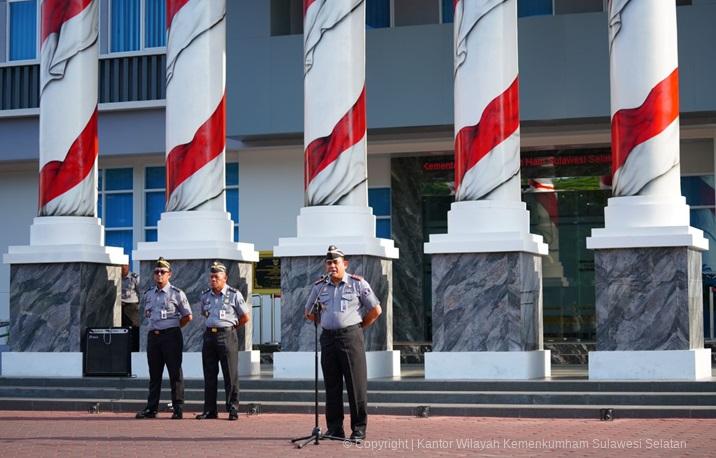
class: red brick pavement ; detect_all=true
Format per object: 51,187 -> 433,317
0,411 -> 714,457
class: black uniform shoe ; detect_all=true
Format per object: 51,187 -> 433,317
350,431 -> 366,441
135,408 -> 157,419
323,429 -> 345,439
228,407 -> 238,421
195,411 -> 218,420
171,406 -> 183,419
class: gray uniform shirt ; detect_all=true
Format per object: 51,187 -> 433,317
200,285 -> 250,328
122,272 -> 141,304
143,282 -> 192,331
304,273 -> 380,330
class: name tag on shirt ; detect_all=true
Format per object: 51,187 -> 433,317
219,310 -> 226,320
160,310 -> 167,320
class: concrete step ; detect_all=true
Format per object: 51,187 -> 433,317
1,385 -> 716,406
1,377 -> 716,393
2,375 -> 716,418
0,397 -> 714,419
0,384 -> 716,407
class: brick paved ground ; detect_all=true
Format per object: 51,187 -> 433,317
0,411 -> 714,457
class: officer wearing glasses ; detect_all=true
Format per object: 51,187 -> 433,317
135,257 -> 192,420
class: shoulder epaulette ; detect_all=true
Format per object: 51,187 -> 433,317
227,286 -> 238,293
349,274 -> 364,281
201,288 -> 211,295
170,285 -> 181,292
314,275 -> 327,285
130,272 -> 139,278
143,287 -> 153,294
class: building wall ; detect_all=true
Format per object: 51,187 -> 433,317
229,3 -> 716,138
0,164 -> 37,321
238,147 -> 303,251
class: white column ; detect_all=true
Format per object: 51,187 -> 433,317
275,0 -> 397,259
587,0 -> 709,380
424,0 -> 545,256
4,0 -> 125,265
274,1 -> 398,378
424,0 -> 547,380
134,0 -> 256,263
587,0 -> 707,251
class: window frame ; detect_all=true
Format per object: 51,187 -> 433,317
5,0 -> 40,64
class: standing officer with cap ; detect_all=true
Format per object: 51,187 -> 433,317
121,264 -> 141,352
304,245 -> 382,441
135,257 -> 192,420
196,261 -> 250,421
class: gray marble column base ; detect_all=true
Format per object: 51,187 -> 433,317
594,247 -> 704,351
139,259 -> 255,352
431,252 -> 544,352
425,350 -> 551,380
8,263 -> 122,352
276,255 -> 398,378
590,247 -> 707,380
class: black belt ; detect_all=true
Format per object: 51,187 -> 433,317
149,327 -> 179,335
321,324 -> 361,335
207,327 -> 234,333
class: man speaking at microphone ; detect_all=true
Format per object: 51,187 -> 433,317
304,245 -> 382,441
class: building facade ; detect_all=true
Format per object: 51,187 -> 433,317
1,0 -> 715,353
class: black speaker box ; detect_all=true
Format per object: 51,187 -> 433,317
83,327 -> 132,377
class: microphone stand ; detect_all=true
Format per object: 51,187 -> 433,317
291,282 -> 359,449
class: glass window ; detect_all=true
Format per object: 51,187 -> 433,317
682,176 -> 715,207
144,166 -> 165,242
145,166 -> 166,189
106,230 -> 133,259
270,0 -> 303,36
145,229 -> 157,242
691,208 -> 716,273
8,0 -> 37,61
105,194 -> 133,227
518,0 -> 552,17
226,162 -> 239,186
441,0 -> 454,24
369,187 -> 391,238
144,191 -> 165,227
226,188 -> 239,224
111,0 -> 140,52
394,0 -> 440,27
554,0 -> 603,15
99,168 -> 134,261
144,0 -> 166,48
105,168 -> 133,191
369,187 -> 391,216
226,162 -> 240,241
376,218 -> 391,239
367,0 -> 390,28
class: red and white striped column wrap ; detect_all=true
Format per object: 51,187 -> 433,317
453,0 -> 520,202
38,0 -> 99,216
303,0 -> 368,207
609,0 -> 680,197
165,0 -> 226,212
